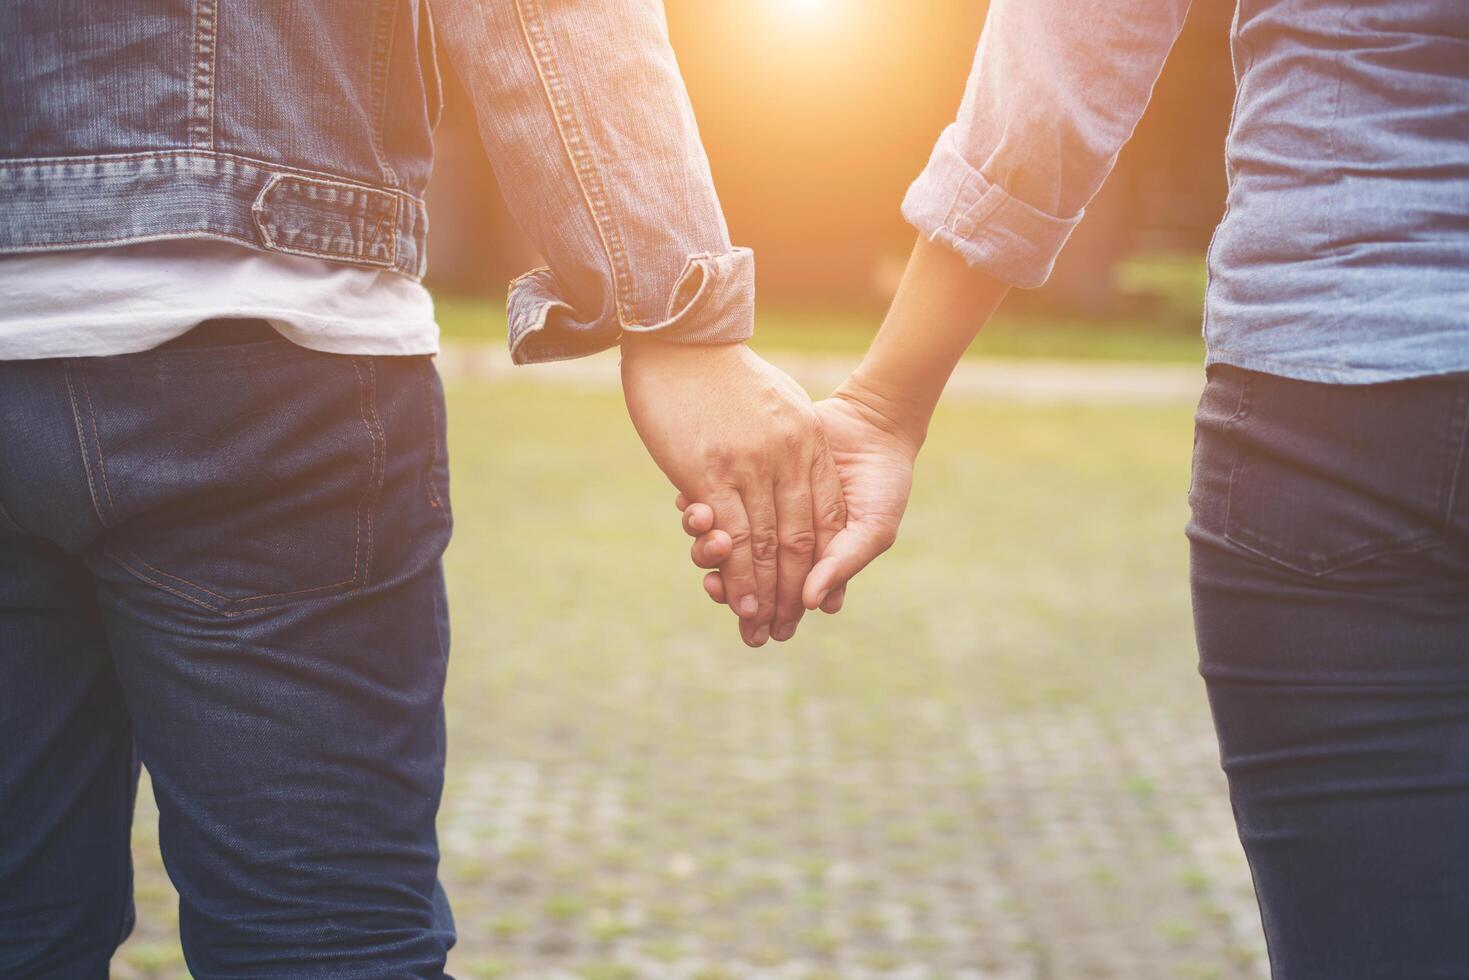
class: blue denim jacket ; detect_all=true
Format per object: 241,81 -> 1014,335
0,1 -> 753,364
904,0 -> 1469,384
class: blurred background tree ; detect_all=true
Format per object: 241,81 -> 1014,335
426,0 -> 1235,329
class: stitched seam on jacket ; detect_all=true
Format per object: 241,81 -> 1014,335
188,0 -> 219,148
369,0 -> 401,185
251,173 -> 401,268
513,0 -> 638,327
0,149 -> 430,208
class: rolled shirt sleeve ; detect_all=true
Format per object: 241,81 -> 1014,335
903,0 -> 1193,288
436,0 -> 752,364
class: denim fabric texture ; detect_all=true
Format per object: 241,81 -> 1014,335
0,0 -> 754,364
904,0 -> 1469,384
1189,364 -> 1469,977
0,321 -> 456,978
0,2 -> 438,281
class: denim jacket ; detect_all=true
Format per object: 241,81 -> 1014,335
0,1 -> 753,364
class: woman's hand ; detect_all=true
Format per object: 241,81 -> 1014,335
622,337 -> 847,647
680,377 -> 921,617
669,237 -> 1010,636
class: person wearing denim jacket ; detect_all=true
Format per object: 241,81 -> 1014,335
679,1 -> 1469,975
0,2 -> 848,975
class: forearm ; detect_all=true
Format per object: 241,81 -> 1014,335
858,0 -> 1191,440
840,237 -> 1009,446
435,0 -> 752,365
903,0 -> 1190,288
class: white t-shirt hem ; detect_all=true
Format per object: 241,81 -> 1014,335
0,240 -> 441,360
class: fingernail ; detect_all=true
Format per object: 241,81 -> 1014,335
772,623 -> 795,641
815,589 -> 831,607
752,626 -> 770,645
739,595 -> 759,616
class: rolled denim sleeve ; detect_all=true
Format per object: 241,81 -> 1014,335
435,0 -> 752,364
904,0 -> 1192,288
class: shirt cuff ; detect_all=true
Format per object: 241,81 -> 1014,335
901,125 -> 1083,289
506,247 -> 756,365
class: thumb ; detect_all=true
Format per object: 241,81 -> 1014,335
801,522 -> 895,610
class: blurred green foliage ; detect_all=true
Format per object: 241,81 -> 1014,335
436,255 -> 1208,364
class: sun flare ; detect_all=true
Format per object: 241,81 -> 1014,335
782,0 -> 836,17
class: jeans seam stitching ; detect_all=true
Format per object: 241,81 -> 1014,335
106,549 -> 237,616
112,546 -> 360,604
353,357 -> 387,586
1225,524 -> 1441,573
1442,389 -> 1469,523
79,374 -> 119,520
1220,373 -> 1252,545
63,364 -> 111,530
0,492 -> 23,534
420,360 -> 444,513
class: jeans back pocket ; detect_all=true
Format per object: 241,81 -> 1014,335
68,343 -> 385,615
1221,369 -> 1466,577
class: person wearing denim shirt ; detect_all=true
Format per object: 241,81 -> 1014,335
0,2 -> 848,976
680,2 -> 1469,976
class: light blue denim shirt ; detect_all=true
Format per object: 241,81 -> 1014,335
903,0 -> 1469,384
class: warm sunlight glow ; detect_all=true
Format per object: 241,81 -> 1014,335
782,0 -> 836,18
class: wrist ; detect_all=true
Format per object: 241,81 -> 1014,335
831,370 -> 930,456
621,334 -> 744,366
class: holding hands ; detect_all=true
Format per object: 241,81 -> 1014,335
677,383 -> 920,636
621,336 -> 850,647
624,240 -> 1011,646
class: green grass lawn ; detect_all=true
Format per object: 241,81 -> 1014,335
435,255 -> 1209,365
437,297 -> 1206,364
116,377 -> 1264,979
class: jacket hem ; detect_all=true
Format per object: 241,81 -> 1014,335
0,149 -> 429,280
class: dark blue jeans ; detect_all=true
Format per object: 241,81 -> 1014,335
0,321 -> 455,978
1190,364 -> 1469,979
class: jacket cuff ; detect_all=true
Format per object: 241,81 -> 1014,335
901,125 -> 1082,289
507,247 -> 755,365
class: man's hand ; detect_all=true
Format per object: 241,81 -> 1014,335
621,337 -> 847,647
680,378 -> 921,618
